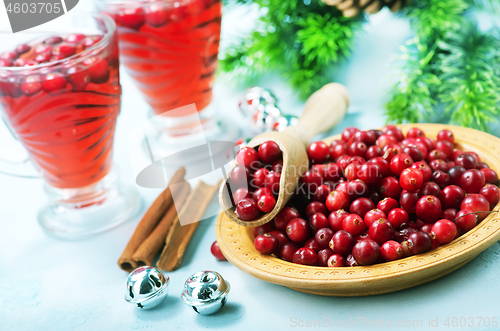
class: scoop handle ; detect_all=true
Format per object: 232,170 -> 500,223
284,83 -> 349,146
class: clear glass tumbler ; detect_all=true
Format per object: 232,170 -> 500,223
0,12 -> 141,239
96,0 -> 233,154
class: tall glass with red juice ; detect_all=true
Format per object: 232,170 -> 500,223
0,13 -> 141,239
97,0 -> 225,140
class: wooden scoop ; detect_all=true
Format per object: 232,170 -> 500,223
219,83 -> 350,227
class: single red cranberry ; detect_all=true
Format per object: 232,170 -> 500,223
435,140 -> 454,159
440,185 -> 466,209
395,227 -> 418,242
344,163 -> 359,182
441,208 -> 458,221
419,182 -> 441,199
330,140 -> 347,160
328,209 -> 349,232
455,153 -> 477,170
368,218 -> 394,245
390,153 -> 414,176
318,248 -> 334,267
420,223 -> 433,234
357,163 -> 382,185
402,145 -> 423,162
461,194 -> 490,221
341,127 -> 360,143
229,165 -> 251,188
258,141 -> 281,164
432,170 -> 451,188
326,190 -> 350,212
271,160 -> 283,173
460,169 -> 485,193
349,198 -> 375,218
400,241 -> 413,257
386,127 -> 405,141
429,159 -> 449,172
329,230 -> 355,255
20,75 -> 42,96
233,188 -> 250,204
387,208 -> 409,230
399,168 -> 424,192
84,57 -> 109,81
307,141 -> 331,164
352,239 -> 380,266
305,201 -> 328,218
364,209 -> 387,228
449,166 -> 466,186
310,213 -> 329,231
431,219 -> 458,244
237,147 -> 259,167
336,155 -> 351,171
407,127 -> 425,139
368,157 -> 390,177
342,214 -> 365,236
380,240 -> 403,261
407,231 -> 433,254
379,176 -> 401,199
411,161 -> 432,182
254,233 -> 279,254
304,238 -> 321,253
236,198 -> 259,221
313,184 -> 333,203
211,241 -> 226,261
399,191 -> 419,214
0,59 -> 12,67
14,44 -> 30,54
377,134 -> 398,148
481,168 -> 499,185
416,195 -> 442,223
286,218 -> 310,242
465,151 -> 481,164
41,72 -> 66,94
65,34 -> 85,43
437,129 -> 454,143
252,188 -> 272,203
377,198 -> 399,215
366,145 -> 382,159
327,254 -> 346,267
479,184 -> 500,207
412,141 -> 429,158
52,44 -> 76,58
268,230 -> 289,248
66,66 -> 90,90
119,7 -> 145,29
336,181 -> 349,195
427,149 -> 447,163
279,242 -> 300,262
264,171 -> 281,195
252,168 -> 270,188
82,36 -> 103,48
315,228 -> 335,249
292,247 -> 318,266
383,143 -> 403,158
477,162 -> 489,170
274,207 -> 300,231
34,52 -> 51,63
257,194 -> 276,213
347,141 -> 367,159
322,163 -> 342,182
455,209 -> 477,233
0,51 -> 16,60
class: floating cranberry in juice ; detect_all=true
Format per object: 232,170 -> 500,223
98,0 -> 221,116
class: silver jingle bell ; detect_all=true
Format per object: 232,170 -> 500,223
125,266 -> 170,309
181,271 -> 230,315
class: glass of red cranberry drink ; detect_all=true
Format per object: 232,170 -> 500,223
0,13 -> 141,239
96,0 -> 232,152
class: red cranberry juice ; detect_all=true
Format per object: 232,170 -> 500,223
104,0 -> 221,115
0,34 -> 121,188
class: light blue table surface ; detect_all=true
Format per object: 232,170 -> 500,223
1,3 -> 500,331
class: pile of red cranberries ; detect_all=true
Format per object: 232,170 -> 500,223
249,125 -> 499,267
229,141 -> 283,221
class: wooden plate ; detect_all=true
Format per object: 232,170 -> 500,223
215,124 -> 500,296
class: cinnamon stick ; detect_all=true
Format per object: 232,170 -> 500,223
132,181 -> 191,267
156,180 -> 221,271
118,167 -> 186,272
